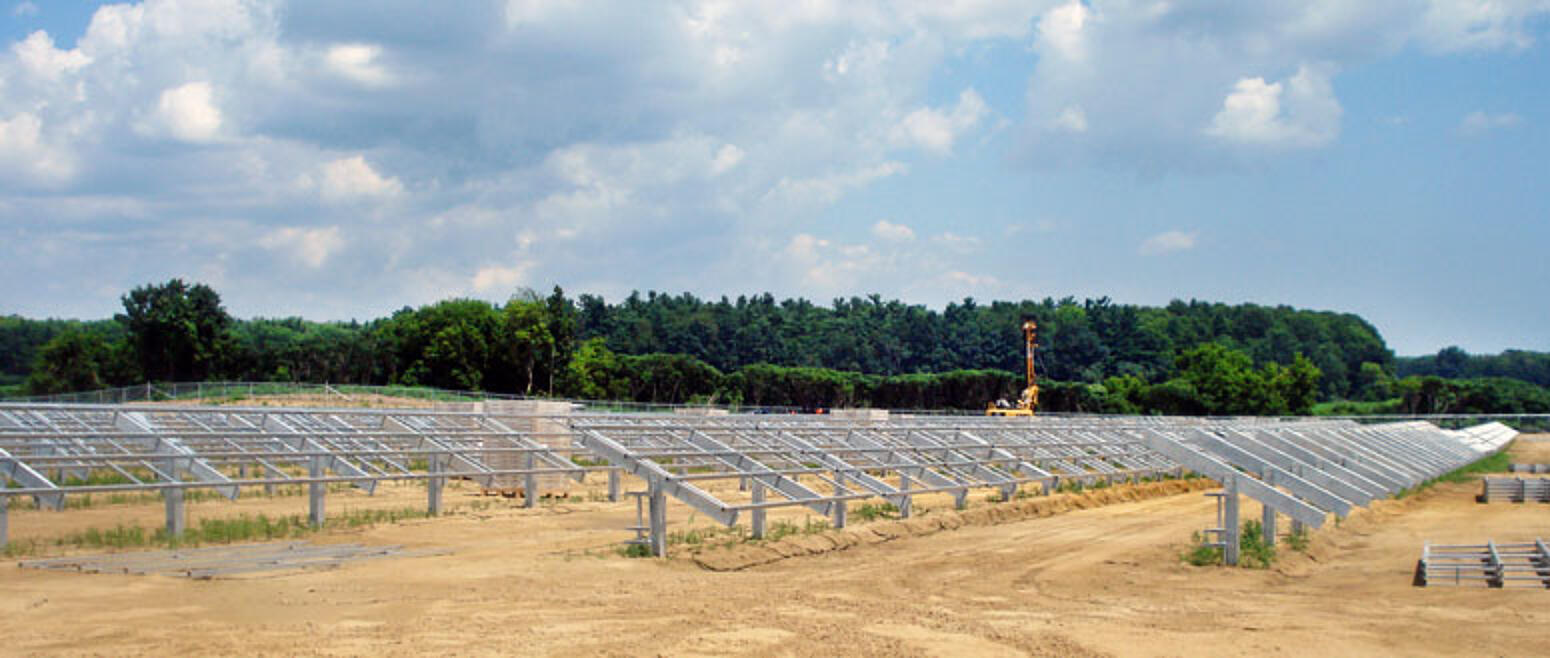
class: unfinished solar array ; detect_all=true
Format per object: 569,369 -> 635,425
0,403 -> 592,546
0,403 -> 1515,561
1146,419 -> 1515,564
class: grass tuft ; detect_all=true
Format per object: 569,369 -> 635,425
1,506 -> 428,557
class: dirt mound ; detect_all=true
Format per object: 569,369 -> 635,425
691,478 -> 1218,571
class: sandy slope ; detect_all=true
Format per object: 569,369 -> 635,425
1,438 -> 1546,656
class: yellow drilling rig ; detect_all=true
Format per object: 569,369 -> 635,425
986,320 -> 1038,417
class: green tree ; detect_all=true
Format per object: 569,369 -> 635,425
544,286 -> 577,394
116,279 -> 231,382
501,298 -> 554,395
1176,343 -> 1261,415
561,338 -> 627,400
1354,361 -> 1395,401
381,299 -> 501,391
26,328 -> 110,394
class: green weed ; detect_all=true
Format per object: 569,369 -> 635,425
1181,520 -> 1278,569
1237,519 -> 1276,569
852,502 -> 899,521
617,543 -> 652,558
1285,524 -> 1310,553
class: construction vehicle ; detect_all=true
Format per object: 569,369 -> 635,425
987,320 -> 1038,417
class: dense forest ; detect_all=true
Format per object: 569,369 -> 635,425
3,279 -> 1547,415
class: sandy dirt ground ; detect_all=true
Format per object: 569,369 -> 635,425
1,437 -> 1547,656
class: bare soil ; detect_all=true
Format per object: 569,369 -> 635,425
1,438 -> 1546,656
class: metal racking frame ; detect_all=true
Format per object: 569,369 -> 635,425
0,404 -> 1517,561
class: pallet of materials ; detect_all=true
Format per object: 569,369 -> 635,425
1478,476 -> 1550,503
1417,539 -> 1550,588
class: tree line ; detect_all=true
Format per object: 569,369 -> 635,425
1396,346 -> 1550,388
5,279 -> 1547,415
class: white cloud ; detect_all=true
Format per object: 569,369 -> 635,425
942,270 -> 999,289
765,161 -> 906,206
931,232 -> 982,253
471,262 -> 534,293
315,156 -> 403,203
504,0 -> 571,29
1017,3 -> 1550,170
78,3 -> 146,52
12,30 -> 90,79
710,143 -> 744,175
1054,105 -> 1087,133
259,226 -> 343,268
1416,0 -> 1550,51
4,0 -> 1550,320
325,43 -> 394,87
871,220 -> 915,242
152,82 -> 223,142
1037,1 -> 1093,62
780,233 -> 887,290
1206,66 -> 1341,148
0,112 -> 74,185
1459,110 -> 1521,136
1139,230 -> 1197,255
824,39 -> 890,79
783,233 -> 830,262
893,88 -> 988,155
12,2 -> 37,17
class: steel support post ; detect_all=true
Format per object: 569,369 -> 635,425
751,481 -> 767,539
953,488 -> 968,510
1291,519 -> 1304,536
648,485 -> 667,557
309,455 -> 326,528
163,457 -> 185,538
608,469 -> 621,502
1261,469 -> 1276,546
898,474 -> 912,519
427,452 -> 444,517
0,496 -> 8,548
1223,477 -> 1240,567
524,453 -> 538,509
1262,505 -> 1276,546
832,470 -> 847,529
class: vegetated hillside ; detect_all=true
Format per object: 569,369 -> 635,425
1395,347 -> 1550,388
7,279 -> 1545,415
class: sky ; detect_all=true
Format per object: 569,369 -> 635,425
0,1 -> 1546,356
